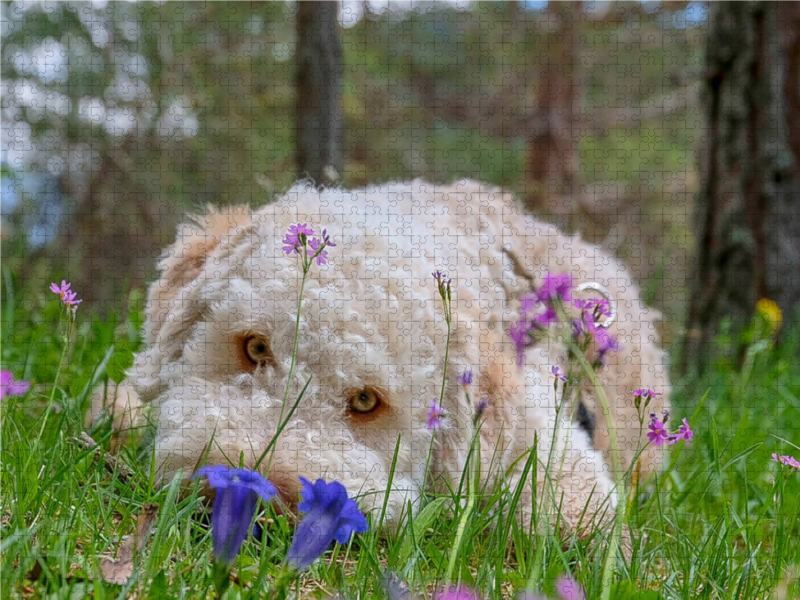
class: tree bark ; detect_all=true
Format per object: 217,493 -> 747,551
295,1 -> 344,187
525,1 -> 578,212
682,2 -> 800,373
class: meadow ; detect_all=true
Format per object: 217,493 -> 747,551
2,252 -> 799,600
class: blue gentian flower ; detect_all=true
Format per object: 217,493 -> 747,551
286,477 -> 369,570
192,466 -> 278,566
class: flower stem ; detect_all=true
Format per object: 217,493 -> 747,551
565,335 -> 623,600
270,565 -> 296,600
445,424 -> 480,583
439,323 -> 452,406
262,266 -> 309,477
526,372 -> 573,593
212,561 -> 232,598
36,311 -> 72,441
423,307 -> 453,497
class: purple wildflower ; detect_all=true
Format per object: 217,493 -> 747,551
427,399 -> 445,431
475,397 -> 490,418
551,365 -> 567,382
533,305 -> 559,328
1,370 -> 30,399
772,453 -> 800,469
307,237 -> 328,266
647,413 -> 669,446
63,289 -> 83,311
320,228 -> 337,248
571,319 -> 583,340
573,298 -> 611,318
50,280 -> 82,311
629,388 -> 662,399
538,272 -> 573,304
554,576 -> 586,600
282,223 -> 315,255
457,368 -> 473,387
594,327 -> 620,361
520,291 -> 539,315
432,270 -> 451,287
434,586 -> 482,600
286,477 -> 369,571
672,417 -> 693,443
49,280 -> 71,298
510,319 -> 532,365
192,466 -> 277,566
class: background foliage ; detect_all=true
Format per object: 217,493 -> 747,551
2,0 -> 703,336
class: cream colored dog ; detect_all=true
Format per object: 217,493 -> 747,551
92,179 -> 669,531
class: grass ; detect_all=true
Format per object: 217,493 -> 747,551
2,271 -> 800,600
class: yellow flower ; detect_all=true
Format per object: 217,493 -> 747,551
756,298 -> 782,334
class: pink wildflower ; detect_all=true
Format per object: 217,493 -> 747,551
537,272 -> 573,304
282,223 -> 315,255
50,280 -> 82,311
1,370 -> 30,399
594,327 -> 620,361
434,586 -> 482,600
551,365 -> 567,382
457,368 -> 473,387
320,228 -> 336,248
510,319 -> 533,365
49,280 -> 71,299
772,453 -> 800,469
307,236 -> 328,265
533,305 -> 558,327
573,298 -> 611,318
427,399 -> 445,431
554,576 -> 586,600
647,413 -> 669,446
63,289 -> 83,311
520,291 -> 538,315
672,418 -> 694,443
629,388 -> 662,399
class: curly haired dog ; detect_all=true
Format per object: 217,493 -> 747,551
92,179 -> 670,530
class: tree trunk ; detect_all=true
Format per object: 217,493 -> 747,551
525,1 -> 578,213
295,1 -> 343,187
682,2 -> 800,373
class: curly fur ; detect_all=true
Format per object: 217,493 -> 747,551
91,179 -> 670,530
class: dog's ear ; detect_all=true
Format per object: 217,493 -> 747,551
129,205 -> 253,403
142,205 -> 252,345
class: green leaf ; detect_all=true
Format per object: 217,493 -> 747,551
147,570 -> 168,600
108,341 -> 134,384
611,581 -> 663,600
396,497 -> 449,565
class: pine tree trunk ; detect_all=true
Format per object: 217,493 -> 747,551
525,1 -> 578,212
295,1 -> 343,187
682,2 -> 800,372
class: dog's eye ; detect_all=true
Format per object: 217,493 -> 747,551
347,387 -> 382,413
243,335 -> 273,365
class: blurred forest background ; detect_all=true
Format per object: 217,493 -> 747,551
4,1 -> 790,361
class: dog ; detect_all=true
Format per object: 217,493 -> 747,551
91,179 -> 670,531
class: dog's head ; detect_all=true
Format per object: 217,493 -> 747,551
129,183 -> 529,526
